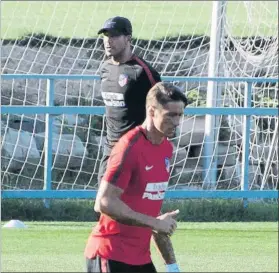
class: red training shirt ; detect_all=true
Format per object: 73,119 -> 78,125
84,126 -> 173,265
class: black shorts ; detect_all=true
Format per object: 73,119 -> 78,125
97,154 -> 110,186
86,256 -> 157,273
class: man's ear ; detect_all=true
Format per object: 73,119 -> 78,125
147,105 -> 155,118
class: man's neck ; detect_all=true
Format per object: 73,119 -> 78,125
141,122 -> 164,145
111,50 -> 133,65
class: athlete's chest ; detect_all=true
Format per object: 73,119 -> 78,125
139,147 -> 171,180
125,144 -> 172,202
101,64 -> 139,93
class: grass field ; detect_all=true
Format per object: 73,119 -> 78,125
1,221 -> 278,272
1,1 -> 277,39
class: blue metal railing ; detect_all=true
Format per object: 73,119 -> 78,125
1,74 -> 278,199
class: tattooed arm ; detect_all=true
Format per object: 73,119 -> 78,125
152,231 -> 177,264
152,211 -> 180,272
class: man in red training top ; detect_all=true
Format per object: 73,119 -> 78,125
85,82 -> 187,273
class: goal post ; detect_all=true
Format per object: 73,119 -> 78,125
204,1 -> 227,189
1,1 -> 278,197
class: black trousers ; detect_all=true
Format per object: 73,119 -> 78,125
86,256 -> 157,273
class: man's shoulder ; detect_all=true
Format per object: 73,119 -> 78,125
130,55 -> 161,84
131,55 -> 156,71
100,58 -> 110,66
120,126 -> 143,146
99,59 -> 113,72
113,127 -> 143,153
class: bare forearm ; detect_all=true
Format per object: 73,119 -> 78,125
152,232 -> 177,264
99,196 -> 158,228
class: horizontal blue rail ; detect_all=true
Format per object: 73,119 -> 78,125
2,190 -> 278,199
1,74 -> 278,84
1,106 -> 277,116
1,74 -> 278,200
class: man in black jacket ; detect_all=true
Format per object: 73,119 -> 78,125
97,16 -> 161,184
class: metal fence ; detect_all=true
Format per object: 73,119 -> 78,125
1,74 -> 278,199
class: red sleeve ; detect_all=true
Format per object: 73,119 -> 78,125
102,142 -> 136,190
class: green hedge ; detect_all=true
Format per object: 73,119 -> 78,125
1,199 -> 278,222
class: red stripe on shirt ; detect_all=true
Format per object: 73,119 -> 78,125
132,55 -> 156,86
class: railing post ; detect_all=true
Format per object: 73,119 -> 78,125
43,78 -> 55,208
241,81 -> 252,208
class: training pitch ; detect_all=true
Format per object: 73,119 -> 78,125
1,2 -> 277,39
1,221 -> 278,272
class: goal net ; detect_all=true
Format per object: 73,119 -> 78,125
1,1 -> 278,192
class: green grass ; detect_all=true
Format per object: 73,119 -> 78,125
1,1 -> 278,39
1,222 -> 278,272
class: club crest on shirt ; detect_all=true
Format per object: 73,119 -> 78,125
118,74 -> 128,87
165,157 -> 170,173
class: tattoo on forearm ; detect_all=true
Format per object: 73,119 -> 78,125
152,232 -> 176,264
113,217 -> 146,227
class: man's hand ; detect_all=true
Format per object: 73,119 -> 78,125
153,210 -> 179,235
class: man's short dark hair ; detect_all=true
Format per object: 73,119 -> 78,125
146,82 -> 187,108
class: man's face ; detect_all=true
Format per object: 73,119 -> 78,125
103,31 -> 130,58
152,101 -> 185,138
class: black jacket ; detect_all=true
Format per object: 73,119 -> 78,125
100,55 -> 161,154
